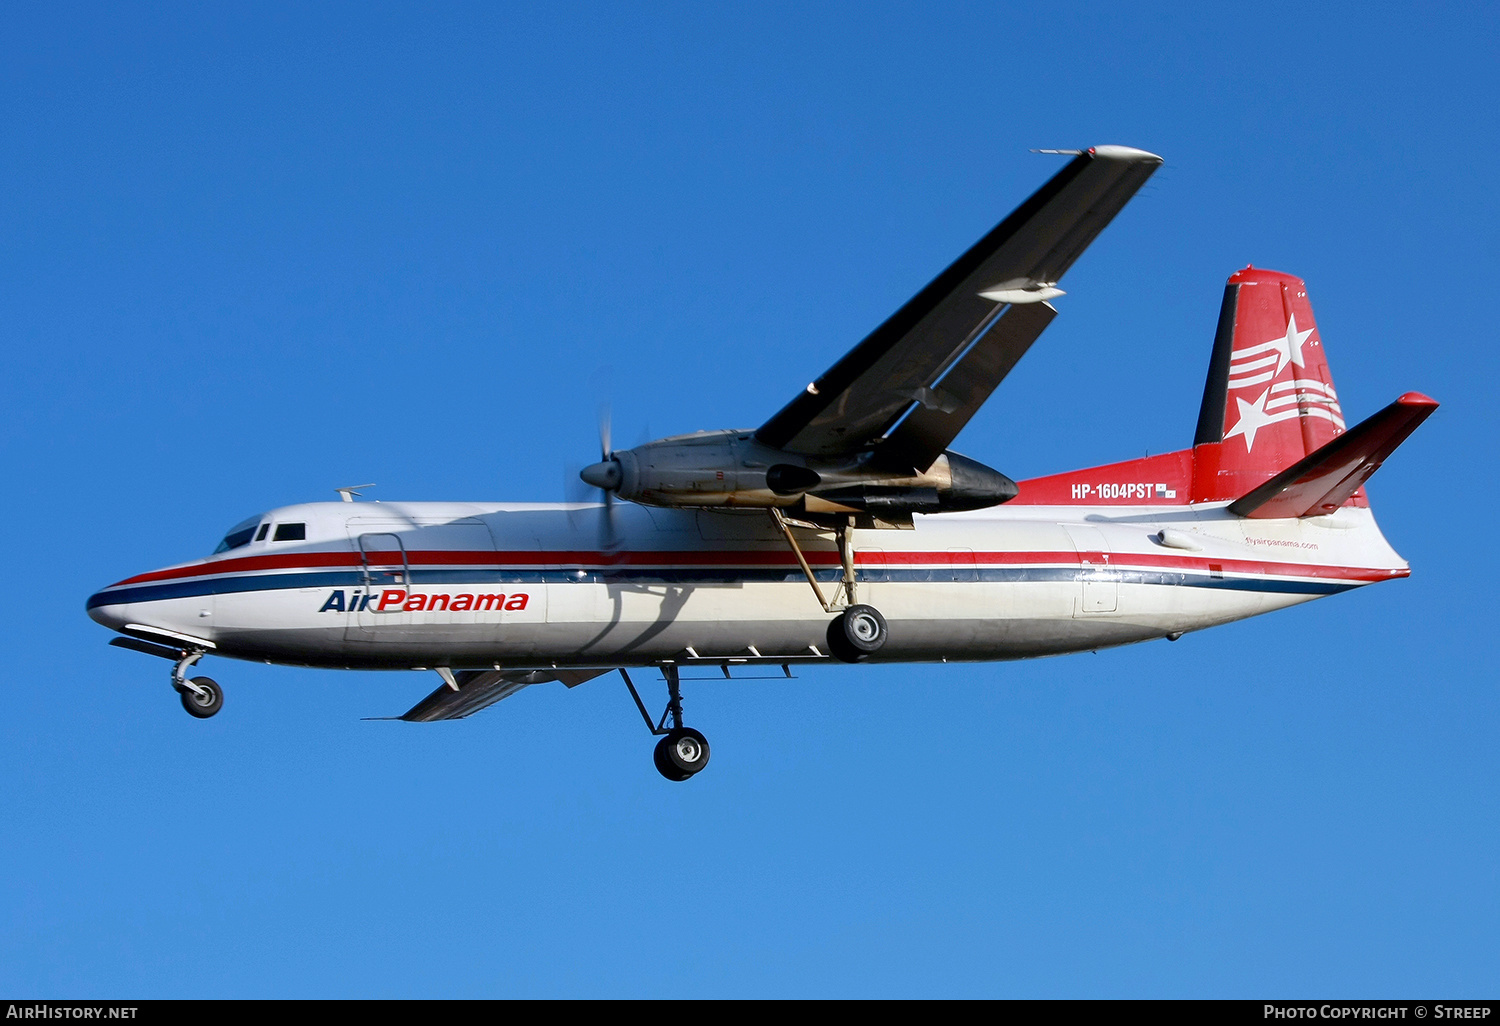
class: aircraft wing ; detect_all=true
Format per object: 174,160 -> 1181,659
399,668 -> 612,722
754,146 -> 1162,468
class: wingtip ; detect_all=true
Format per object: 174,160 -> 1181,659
1397,391 -> 1439,408
1088,144 -> 1164,164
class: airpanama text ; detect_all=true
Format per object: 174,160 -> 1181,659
318,589 -> 530,613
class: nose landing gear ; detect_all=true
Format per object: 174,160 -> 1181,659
170,648 -> 224,719
622,666 -> 711,781
107,632 -> 226,719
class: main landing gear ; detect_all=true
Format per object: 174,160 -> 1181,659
769,508 -> 889,663
622,666 -> 711,781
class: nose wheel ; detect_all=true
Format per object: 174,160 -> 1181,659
622,667 -> 712,781
178,676 -> 224,718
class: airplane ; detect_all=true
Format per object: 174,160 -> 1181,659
86,145 -> 1437,781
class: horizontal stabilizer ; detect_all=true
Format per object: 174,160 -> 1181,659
399,667 -> 612,722
1227,392 -> 1438,519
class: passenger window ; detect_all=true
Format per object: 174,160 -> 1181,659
273,523 -> 307,542
254,524 -> 270,541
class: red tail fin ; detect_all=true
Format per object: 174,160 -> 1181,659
1191,267 -> 1347,503
1013,266 -> 1431,514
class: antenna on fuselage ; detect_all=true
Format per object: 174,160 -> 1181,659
335,483 -> 376,503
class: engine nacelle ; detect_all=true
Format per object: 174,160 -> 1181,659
581,429 -> 1017,514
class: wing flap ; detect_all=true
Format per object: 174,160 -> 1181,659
1227,392 -> 1438,519
881,301 -> 1058,470
755,146 -> 1162,458
399,668 -> 612,722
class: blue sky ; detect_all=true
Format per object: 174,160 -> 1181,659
3,2 -> 1496,997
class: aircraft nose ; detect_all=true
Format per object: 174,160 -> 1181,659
86,590 -> 128,631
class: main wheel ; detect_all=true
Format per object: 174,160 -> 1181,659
826,604 -> 888,663
654,727 -> 710,780
180,676 -> 224,719
653,739 -> 691,781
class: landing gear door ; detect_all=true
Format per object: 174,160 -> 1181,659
352,532 -> 409,637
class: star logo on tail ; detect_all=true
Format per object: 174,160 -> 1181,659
1268,313 -> 1314,375
1223,313 -> 1324,449
1226,314 -> 1317,391
1223,389 -> 1278,451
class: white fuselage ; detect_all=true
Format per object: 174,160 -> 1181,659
86,500 -> 1410,673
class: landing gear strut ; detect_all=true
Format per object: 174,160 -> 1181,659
622,666 -> 711,781
769,508 -> 889,663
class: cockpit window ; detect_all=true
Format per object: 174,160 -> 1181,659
254,524 -> 270,542
213,516 -> 263,554
273,522 -> 307,542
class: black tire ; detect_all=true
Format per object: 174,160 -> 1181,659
825,617 -> 866,663
653,736 -> 692,781
659,727 -> 710,778
826,604 -> 887,662
180,676 -> 224,719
